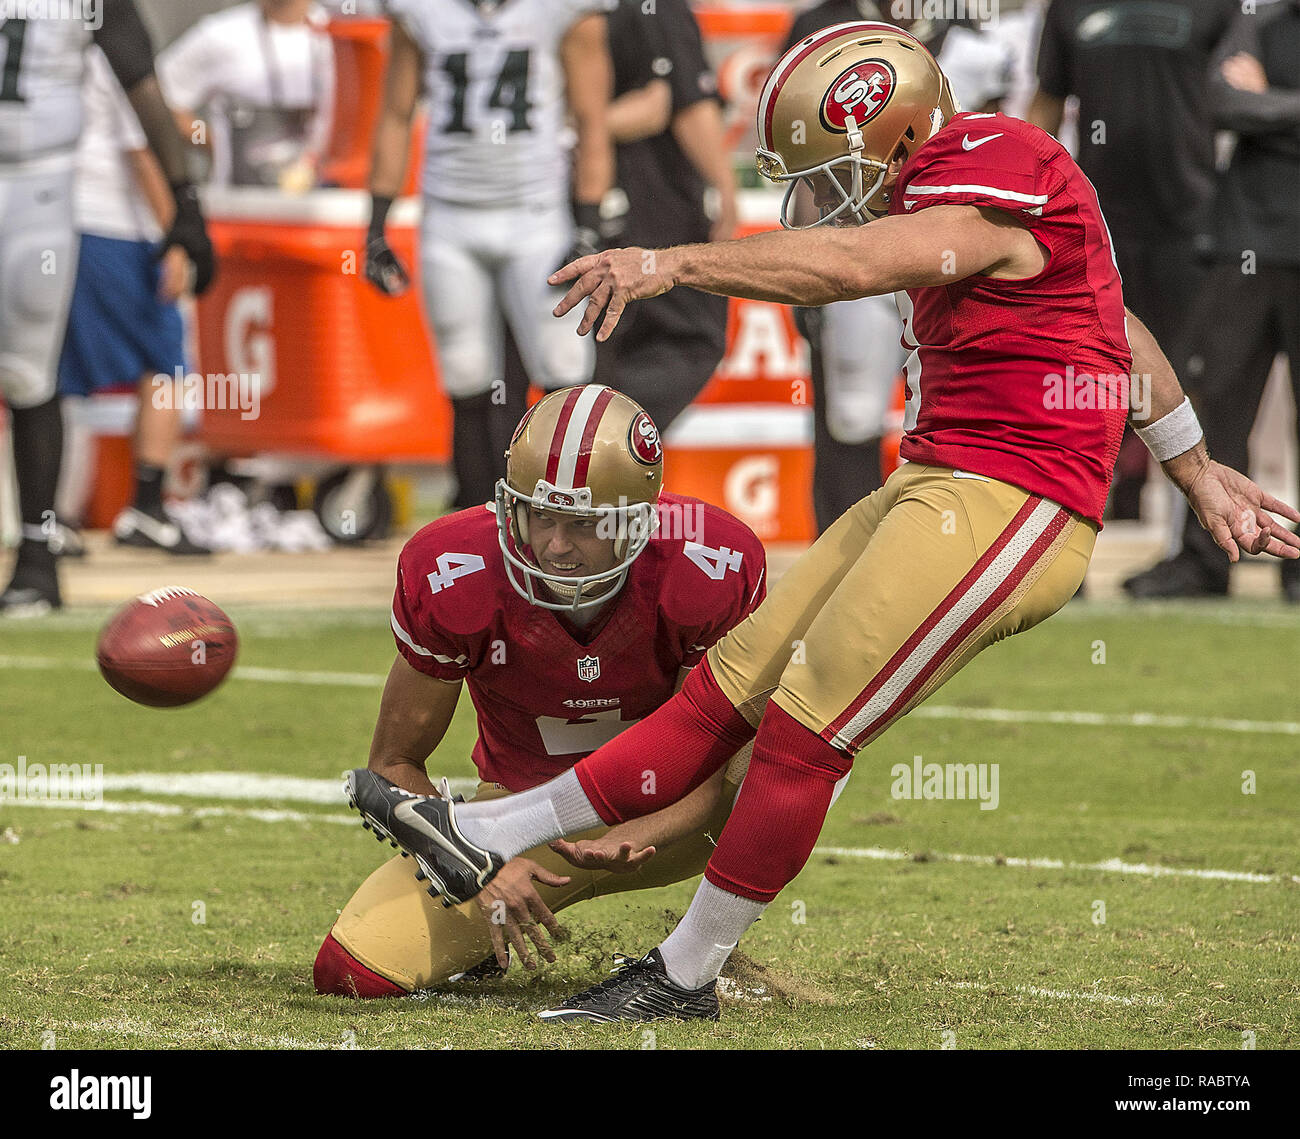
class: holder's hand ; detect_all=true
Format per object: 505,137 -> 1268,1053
548,837 -> 657,874
474,857 -> 571,972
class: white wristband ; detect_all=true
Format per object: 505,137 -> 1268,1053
1135,397 -> 1203,463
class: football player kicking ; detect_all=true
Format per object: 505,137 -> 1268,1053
318,385 -> 768,996
346,23 -> 1300,1023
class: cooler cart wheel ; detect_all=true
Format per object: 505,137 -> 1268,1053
313,465 -> 392,543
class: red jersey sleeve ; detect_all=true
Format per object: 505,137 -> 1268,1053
390,542 -> 475,683
895,116 -> 1050,223
663,502 -> 768,668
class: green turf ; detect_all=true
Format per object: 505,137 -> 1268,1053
1,601 -> 1297,1049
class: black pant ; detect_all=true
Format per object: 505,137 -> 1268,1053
1108,229 -> 1211,515
593,286 -> 728,434
793,306 -> 884,535
1175,263 -> 1300,581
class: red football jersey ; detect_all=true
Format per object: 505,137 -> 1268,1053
888,112 -> 1132,525
390,492 -> 767,791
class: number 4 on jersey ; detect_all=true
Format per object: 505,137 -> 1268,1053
684,542 -> 743,581
426,552 -> 486,595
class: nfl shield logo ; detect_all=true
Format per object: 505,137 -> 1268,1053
577,655 -> 601,683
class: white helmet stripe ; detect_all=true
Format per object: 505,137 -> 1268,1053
553,384 -> 605,490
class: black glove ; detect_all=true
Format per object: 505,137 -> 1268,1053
555,200 -> 604,274
364,195 -> 410,297
163,182 -> 216,295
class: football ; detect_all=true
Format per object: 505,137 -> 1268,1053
96,587 -> 239,708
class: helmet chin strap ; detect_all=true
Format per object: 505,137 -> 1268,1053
539,570 -> 623,610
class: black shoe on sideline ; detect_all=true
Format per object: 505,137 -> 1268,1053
1122,553 -> 1228,600
0,577 -> 61,616
113,507 -> 211,556
1282,562 -> 1300,605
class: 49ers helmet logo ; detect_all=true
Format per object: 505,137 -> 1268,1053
820,60 -> 895,133
628,411 -> 662,466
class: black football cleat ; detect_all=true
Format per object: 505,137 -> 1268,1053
447,950 -> 509,984
0,559 -> 61,617
344,769 -> 504,907
537,949 -> 720,1024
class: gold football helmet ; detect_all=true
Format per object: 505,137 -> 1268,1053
495,385 -> 664,612
756,21 -> 957,228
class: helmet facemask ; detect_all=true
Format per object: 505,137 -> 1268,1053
758,127 -> 891,229
494,477 -> 658,614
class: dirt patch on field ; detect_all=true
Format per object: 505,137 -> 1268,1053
722,949 -> 837,1007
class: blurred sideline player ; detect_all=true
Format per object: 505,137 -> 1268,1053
779,2 -> 1016,533
1029,0 -> 1238,523
57,46 -> 207,556
156,0 -> 336,191
345,22 -> 1300,1023
363,0 -> 614,511
317,386 -> 770,995
0,0 -> 215,614
1122,2 -> 1300,602
590,0 -> 736,436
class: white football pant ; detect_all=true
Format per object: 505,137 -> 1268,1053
821,293 -> 908,445
0,158 -> 79,409
419,197 -> 593,400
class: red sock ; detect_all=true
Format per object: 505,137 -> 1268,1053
313,933 -> 406,999
574,657 -> 757,823
704,703 -> 853,903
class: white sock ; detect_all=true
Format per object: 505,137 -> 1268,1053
455,768 -> 603,861
658,878 -> 768,990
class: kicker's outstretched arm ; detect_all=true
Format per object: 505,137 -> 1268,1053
550,205 -> 1041,337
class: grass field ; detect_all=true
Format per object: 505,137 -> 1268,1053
1,600 -> 1298,1050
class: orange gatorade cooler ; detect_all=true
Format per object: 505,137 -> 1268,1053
194,16 -> 438,464
193,189 -> 449,464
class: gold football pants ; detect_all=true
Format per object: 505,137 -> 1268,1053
329,779 -> 735,991
708,463 -> 1096,750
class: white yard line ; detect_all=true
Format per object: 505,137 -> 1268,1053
940,980 -> 1166,1007
9,797 -> 356,825
4,654 -> 1299,735
913,704 -> 1300,736
4,770 -> 480,820
100,771 -> 358,802
0,655 -> 385,688
32,1016 -> 339,1050
814,845 -> 1299,884
229,665 -> 384,687
5,774 -> 1294,884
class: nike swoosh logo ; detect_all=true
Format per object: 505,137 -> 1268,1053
961,133 -> 1003,151
953,470 -> 991,482
394,798 -> 486,867
904,200 -> 918,210
393,798 -> 446,839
